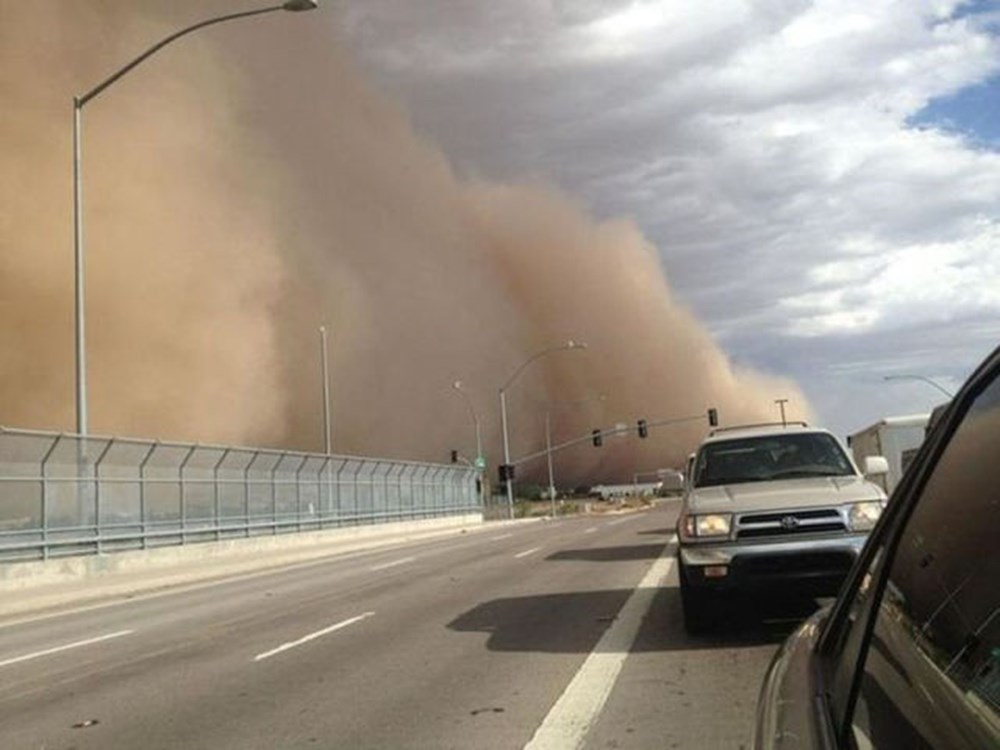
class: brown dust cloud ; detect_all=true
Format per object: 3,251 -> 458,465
0,2 -> 810,484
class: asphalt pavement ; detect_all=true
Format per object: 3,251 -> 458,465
0,501 -> 818,749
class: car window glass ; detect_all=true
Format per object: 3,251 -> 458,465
694,433 -> 853,487
850,374 -> 1000,749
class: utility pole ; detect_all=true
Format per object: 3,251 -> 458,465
775,398 -> 789,427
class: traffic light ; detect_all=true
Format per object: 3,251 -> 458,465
637,419 -> 648,438
708,408 -> 719,427
450,449 -> 459,464
592,429 -> 603,447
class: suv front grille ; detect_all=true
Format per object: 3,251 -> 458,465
736,508 -> 845,539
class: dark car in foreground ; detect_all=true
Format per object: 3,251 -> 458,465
754,346 -> 1000,749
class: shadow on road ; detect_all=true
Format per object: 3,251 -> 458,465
447,585 -> 821,654
636,527 -> 676,536
545,543 -> 668,562
640,585 -> 822,651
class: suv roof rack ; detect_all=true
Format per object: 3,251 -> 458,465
708,421 -> 809,437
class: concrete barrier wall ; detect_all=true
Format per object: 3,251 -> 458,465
0,513 -> 484,614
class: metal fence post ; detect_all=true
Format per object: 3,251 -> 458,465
244,452 -> 257,537
39,435 -> 63,561
335,458 -> 348,527
271,452 -> 282,535
442,467 -> 450,516
356,460 -> 367,524
437,467 -> 446,517
92,438 -> 114,553
422,466 -> 434,518
381,462 -> 391,521
212,448 -> 229,541
419,465 -> 430,518
318,456 -> 330,526
394,463 -> 405,521
178,444 -> 197,545
294,455 -> 307,532
138,442 -> 157,550
451,468 -> 458,511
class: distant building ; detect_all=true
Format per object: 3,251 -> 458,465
591,482 -> 661,499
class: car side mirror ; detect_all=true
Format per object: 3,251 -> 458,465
864,455 -> 889,476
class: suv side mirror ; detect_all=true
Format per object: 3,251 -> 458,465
863,455 -> 889,476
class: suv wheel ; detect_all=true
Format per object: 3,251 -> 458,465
679,562 -> 719,634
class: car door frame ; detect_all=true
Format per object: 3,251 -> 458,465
813,344 -> 1000,748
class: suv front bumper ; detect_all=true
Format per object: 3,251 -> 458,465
678,533 -> 868,595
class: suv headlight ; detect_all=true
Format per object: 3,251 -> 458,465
847,501 -> 883,532
682,513 -> 732,539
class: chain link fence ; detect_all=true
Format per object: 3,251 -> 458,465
0,427 -> 480,562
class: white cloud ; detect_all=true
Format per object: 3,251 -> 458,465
335,0 -> 1000,429
784,224 -> 1000,337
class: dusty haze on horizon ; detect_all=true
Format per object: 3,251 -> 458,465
0,1 -> 812,483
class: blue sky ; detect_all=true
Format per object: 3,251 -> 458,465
910,74 -> 1000,147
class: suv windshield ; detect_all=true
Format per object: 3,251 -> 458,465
694,432 -> 854,488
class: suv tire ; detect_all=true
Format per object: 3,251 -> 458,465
679,561 -> 719,634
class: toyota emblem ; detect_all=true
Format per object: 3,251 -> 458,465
780,515 -> 800,530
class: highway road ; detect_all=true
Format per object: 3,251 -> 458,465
0,501 -> 819,749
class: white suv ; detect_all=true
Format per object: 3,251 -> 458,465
677,422 -> 888,633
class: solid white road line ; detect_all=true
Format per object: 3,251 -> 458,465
0,630 -> 134,669
606,516 -> 638,526
491,533 -> 513,541
523,551 -> 675,750
253,612 -> 374,662
514,547 -> 542,559
584,527 -> 598,534
370,556 -> 416,571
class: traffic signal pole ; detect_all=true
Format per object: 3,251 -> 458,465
511,411 -> 715,469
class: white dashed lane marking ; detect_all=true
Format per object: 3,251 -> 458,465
514,547 -> 542,559
0,630 -> 135,669
253,613 -> 374,662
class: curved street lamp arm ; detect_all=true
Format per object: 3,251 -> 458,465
500,342 -> 585,393
452,383 -> 483,457
453,383 -> 479,425
883,375 -> 954,399
78,4 -> 286,106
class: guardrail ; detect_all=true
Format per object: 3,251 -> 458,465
0,426 -> 480,562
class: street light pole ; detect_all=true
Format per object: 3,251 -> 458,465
883,374 -> 954,399
499,388 -> 512,515
320,326 -> 331,454
498,340 -> 587,519
73,99 -> 86,435
545,412 -> 555,516
452,381 -> 483,461
775,398 -> 789,427
71,0 -> 318,436
452,381 -> 484,511
542,392 -> 605,517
